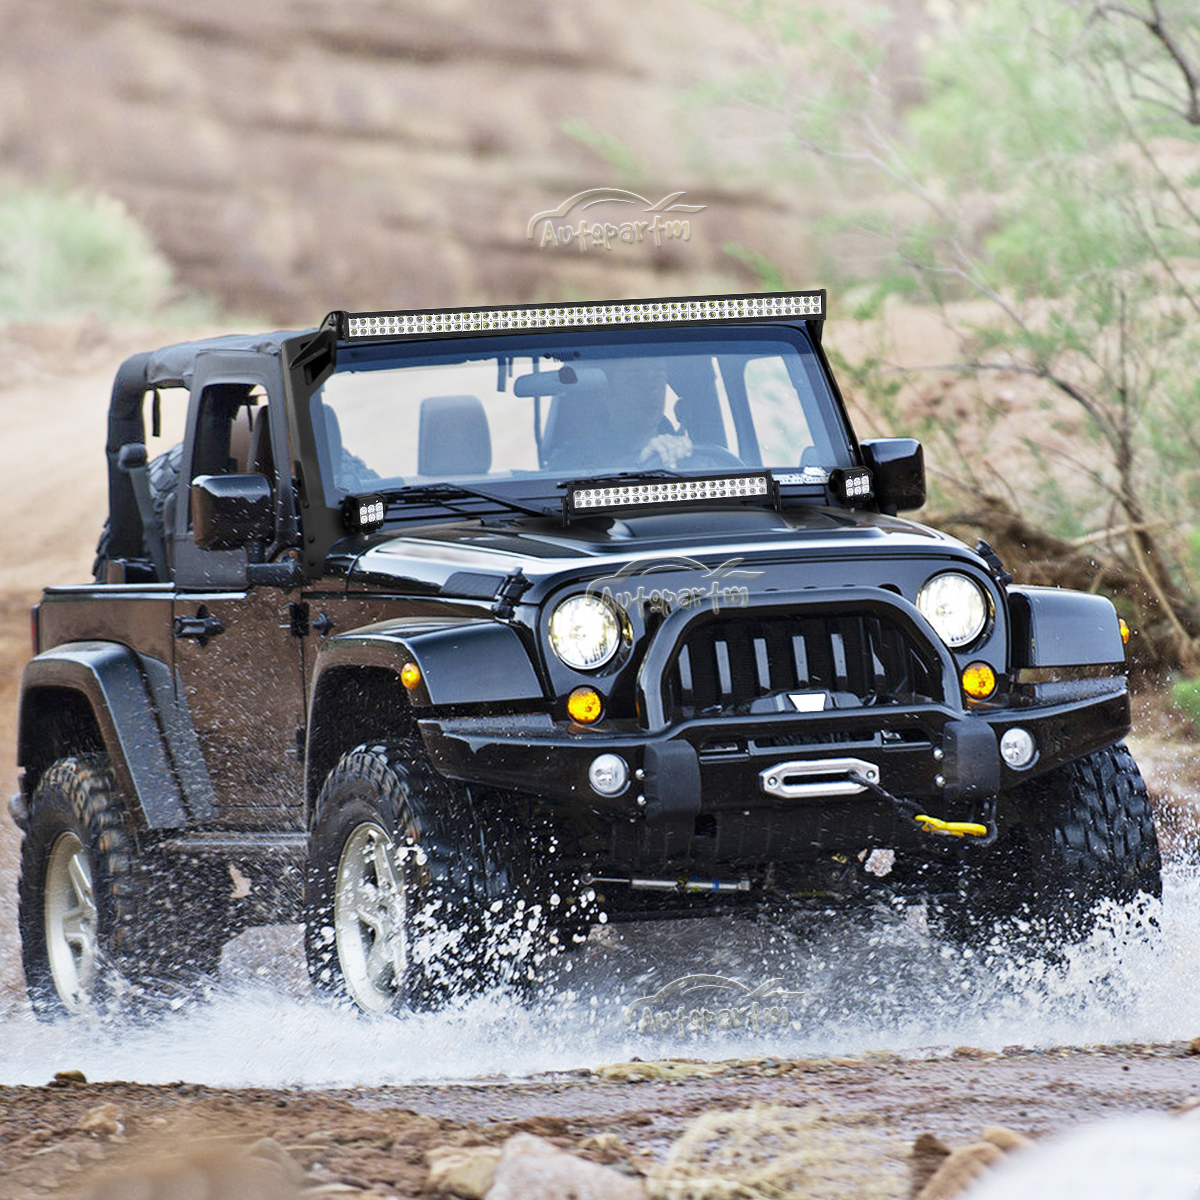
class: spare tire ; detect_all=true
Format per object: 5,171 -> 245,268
92,442 -> 182,582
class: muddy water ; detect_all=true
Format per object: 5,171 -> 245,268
1,859 -> 1197,1088
2,725 -> 1197,1089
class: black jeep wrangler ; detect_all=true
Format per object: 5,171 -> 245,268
12,290 -> 1160,1016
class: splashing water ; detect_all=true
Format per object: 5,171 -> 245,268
1,861 -> 1199,1088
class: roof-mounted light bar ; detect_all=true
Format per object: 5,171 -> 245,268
341,290 -> 824,341
565,472 -> 772,520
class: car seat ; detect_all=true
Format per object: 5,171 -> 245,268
418,395 -> 492,477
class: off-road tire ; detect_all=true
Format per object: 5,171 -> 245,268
92,442 -> 181,581
948,741 -> 1161,943
304,742 -> 491,1013
18,755 -> 227,1016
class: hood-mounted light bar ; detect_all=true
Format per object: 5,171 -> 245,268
563,472 -> 775,522
336,290 -> 825,341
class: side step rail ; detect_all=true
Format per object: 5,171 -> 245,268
157,832 -> 309,862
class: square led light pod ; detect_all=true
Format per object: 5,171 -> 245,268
341,493 -> 387,533
830,467 -> 874,506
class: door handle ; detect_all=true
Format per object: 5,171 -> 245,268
173,608 -> 226,647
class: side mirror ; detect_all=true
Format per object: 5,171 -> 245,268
860,438 -> 925,515
191,474 -> 274,551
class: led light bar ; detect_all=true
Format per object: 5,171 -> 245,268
342,291 -> 824,340
831,467 -> 874,506
567,473 -> 770,516
341,493 -> 387,533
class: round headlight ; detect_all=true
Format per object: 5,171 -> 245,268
549,594 -> 622,670
916,572 -> 990,648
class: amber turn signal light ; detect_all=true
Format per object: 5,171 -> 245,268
961,661 -> 997,700
1119,618 -> 1130,646
400,662 -> 422,690
567,687 -> 604,724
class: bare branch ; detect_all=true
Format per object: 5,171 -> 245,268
1065,520 -> 1169,548
1094,0 -> 1200,123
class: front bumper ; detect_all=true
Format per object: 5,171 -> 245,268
419,585 -> 1130,866
419,680 -> 1129,827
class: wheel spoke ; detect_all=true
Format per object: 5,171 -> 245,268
61,907 -> 95,945
364,932 -> 394,988
66,853 -> 94,909
333,820 -> 411,1011
353,887 -> 386,937
74,937 -> 97,986
44,832 -> 99,1012
372,839 -> 403,895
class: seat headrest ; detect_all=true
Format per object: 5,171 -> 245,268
247,405 -> 274,477
418,394 -> 492,476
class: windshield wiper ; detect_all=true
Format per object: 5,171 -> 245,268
368,482 -> 558,521
555,468 -> 681,487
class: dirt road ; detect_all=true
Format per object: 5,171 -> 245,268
3,321 -> 1200,1199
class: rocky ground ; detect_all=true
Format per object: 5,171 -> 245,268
4,1045 -> 1200,1199
3,322 -> 1200,1198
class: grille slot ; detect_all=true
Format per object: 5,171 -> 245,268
665,611 -> 941,721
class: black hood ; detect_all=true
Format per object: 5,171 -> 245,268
341,504 -> 974,600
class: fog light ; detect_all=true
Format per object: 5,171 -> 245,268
567,686 -> 604,724
961,661 -> 997,699
1000,727 -> 1036,769
588,754 -> 629,796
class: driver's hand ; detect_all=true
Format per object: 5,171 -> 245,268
639,431 -> 693,469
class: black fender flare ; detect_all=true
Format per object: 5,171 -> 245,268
304,618 -> 545,811
311,618 -> 545,708
18,642 -> 215,829
1007,586 -> 1126,668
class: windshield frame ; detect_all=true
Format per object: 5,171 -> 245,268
283,319 -> 858,576
319,325 -> 851,495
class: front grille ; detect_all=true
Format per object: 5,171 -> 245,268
664,611 -> 942,721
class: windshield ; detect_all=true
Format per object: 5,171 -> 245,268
311,327 -> 853,505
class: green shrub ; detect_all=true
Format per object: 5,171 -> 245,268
700,0 -> 1200,652
0,184 -> 186,322
1171,677 -> 1200,731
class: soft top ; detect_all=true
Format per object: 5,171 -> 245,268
104,329 -> 310,562
142,329 -> 313,390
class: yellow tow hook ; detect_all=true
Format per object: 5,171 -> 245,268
913,814 -> 990,839
848,769 -> 993,842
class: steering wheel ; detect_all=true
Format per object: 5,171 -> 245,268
679,443 -> 745,470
